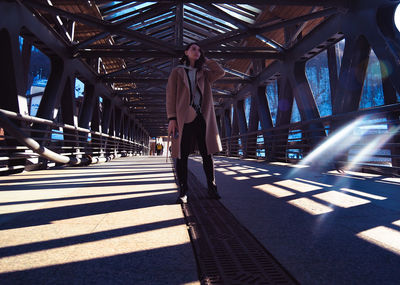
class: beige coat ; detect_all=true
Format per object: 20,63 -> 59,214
166,60 -> 225,159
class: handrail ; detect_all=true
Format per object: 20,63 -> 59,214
0,109 -> 79,165
0,109 -> 138,144
0,108 -> 148,168
219,103 -> 400,174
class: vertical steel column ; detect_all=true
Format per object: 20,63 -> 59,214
60,76 -> 79,154
236,100 -> 248,157
216,114 -> 222,138
246,61 -> 261,158
0,29 -> 26,174
247,95 -> 259,158
101,98 -> 113,157
35,57 -> 67,122
327,45 -> 338,107
134,124 -> 138,154
91,95 -> 101,157
231,106 -> 239,156
114,108 -> 122,138
139,127 -> 144,154
331,36 -> 370,167
20,36 -> 34,167
128,119 -> 134,154
223,109 -> 232,156
21,37 -> 32,106
332,36 -> 371,115
255,85 -> 274,160
381,62 -> 400,168
78,84 -> 96,129
123,115 -> 129,140
0,29 -> 19,116
78,83 -> 96,155
290,61 -> 326,150
109,108 -> 117,156
271,76 -> 293,161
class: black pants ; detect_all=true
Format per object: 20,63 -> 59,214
176,115 -> 215,196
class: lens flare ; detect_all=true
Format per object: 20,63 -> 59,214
379,60 -> 393,79
344,125 -> 400,171
288,116 -> 369,177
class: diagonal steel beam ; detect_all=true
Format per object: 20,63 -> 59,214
217,12 -> 342,112
197,3 -> 249,30
198,7 -> 339,48
198,3 -> 282,52
74,3 -> 173,49
22,0 -> 176,54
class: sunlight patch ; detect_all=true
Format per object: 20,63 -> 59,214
215,167 -> 229,172
288,198 -> 333,215
228,166 -> 247,171
393,220 -> 400,227
238,169 -> 259,174
0,225 -> 190,274
294,178 -> 332,187
340,188 -> 386,200
234,176 -> 250,181
253,184 -> 295,198
357,226 -> 400,255
313,191 -> 370,208
381,177 -> 400,184
222,171 -> 237,175
274,180 -> 322,193
251,174 -> 272,178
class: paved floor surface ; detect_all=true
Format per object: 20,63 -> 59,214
2,154 -> 400,285
0,156 -> 199,285
189,156 -> 400,285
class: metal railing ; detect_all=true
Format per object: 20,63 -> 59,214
0,109 -> 149,174
220,103 -> 400,175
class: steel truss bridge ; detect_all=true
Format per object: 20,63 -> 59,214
0,0 -> 399,175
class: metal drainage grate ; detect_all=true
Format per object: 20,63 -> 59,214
182,170 -> 298,285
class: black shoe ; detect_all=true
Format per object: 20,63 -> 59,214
207,184 -> 221,199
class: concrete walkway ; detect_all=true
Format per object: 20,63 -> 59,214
2,154 -> 400,284
189,156 -> 400,285
0,156 -> 199,285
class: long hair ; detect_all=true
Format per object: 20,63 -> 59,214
179,43 -> 205,70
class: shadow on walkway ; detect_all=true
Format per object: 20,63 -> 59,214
189,156 -> 400,285
0,156 -> 199,285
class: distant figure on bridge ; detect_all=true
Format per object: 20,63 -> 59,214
156,143 -> 163,156
166,43 -> 225,204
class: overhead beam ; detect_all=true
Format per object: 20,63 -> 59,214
102,60 -> 170,78
77,50 -> 283,59
94,0 -> 349,7
104,78 -> 251,84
